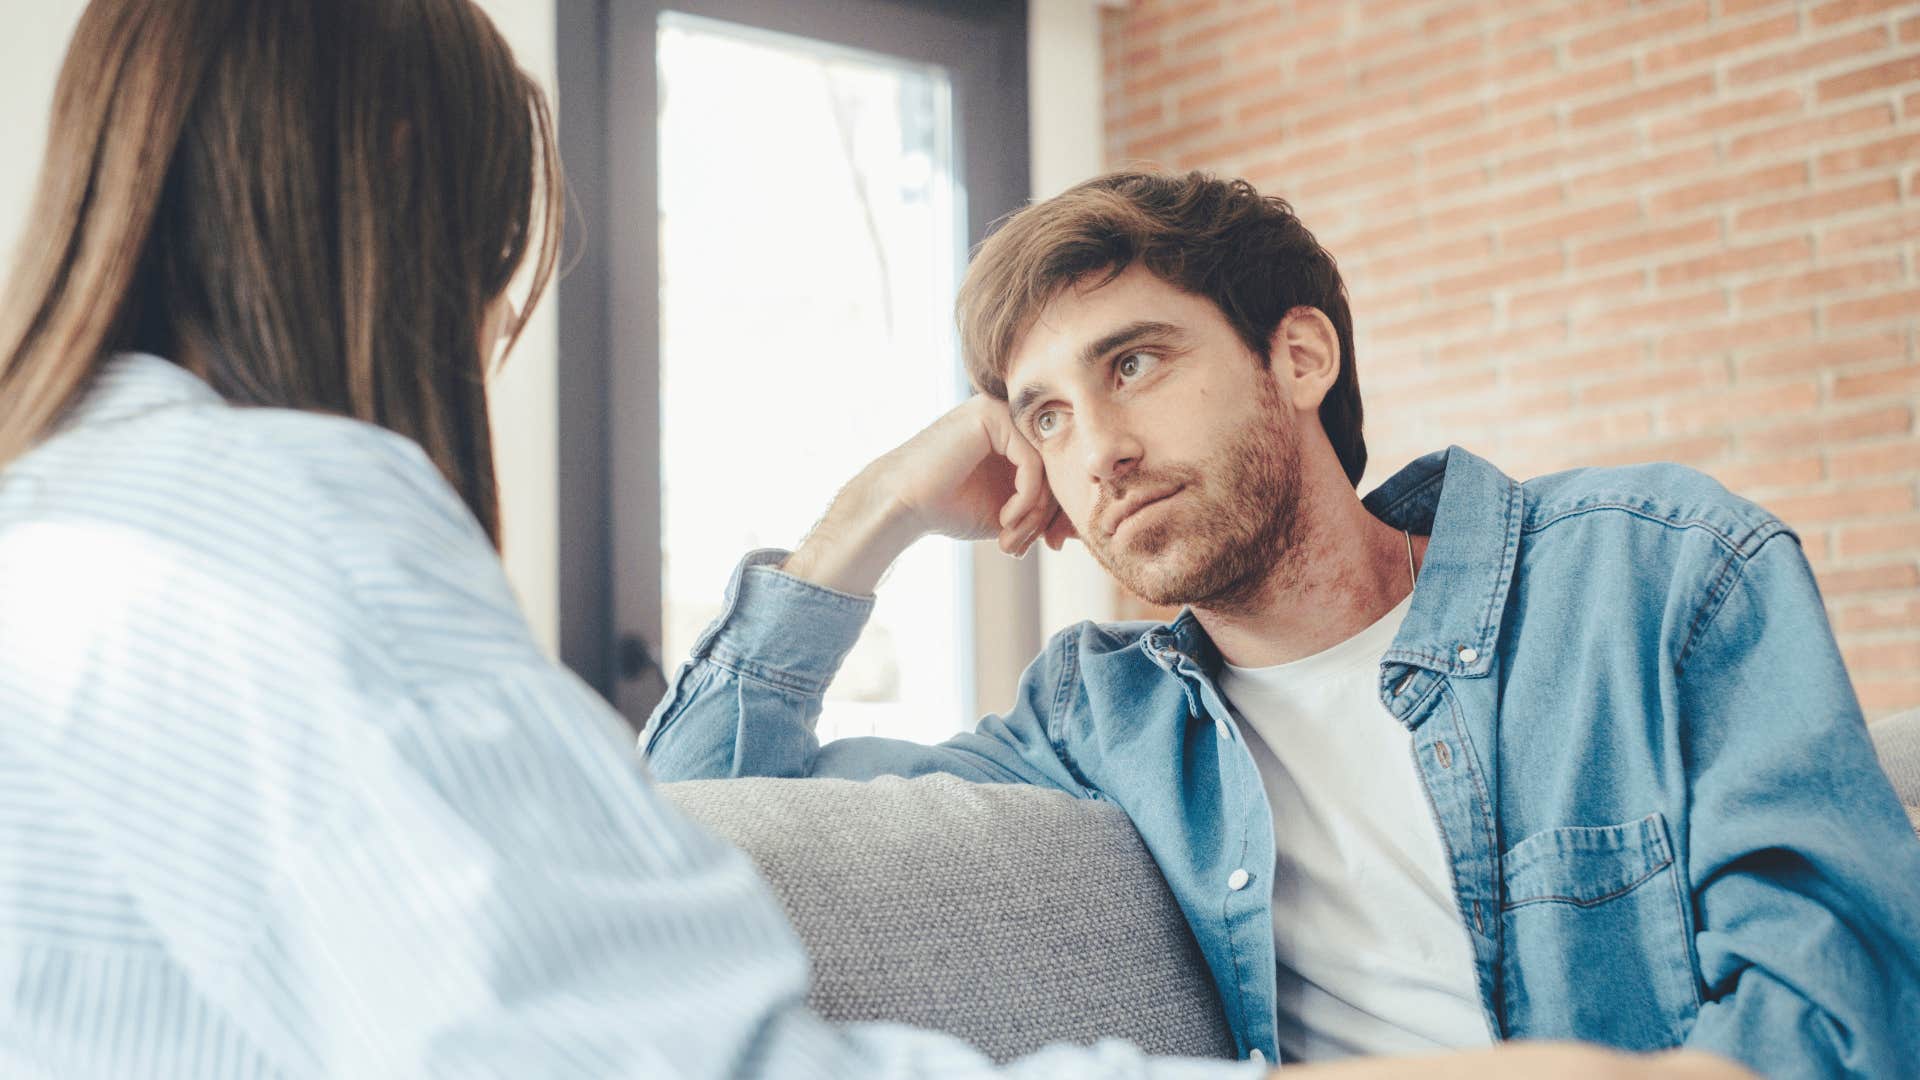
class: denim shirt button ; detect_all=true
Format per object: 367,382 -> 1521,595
1215,718 -> 1231,740
1227,868 -> 1251,891
1249,1048 -> 1266,1065
1457,645 -> 1479,664
1435,740 -> 1454,769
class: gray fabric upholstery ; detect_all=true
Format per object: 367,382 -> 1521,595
661,775 -> 1236,1064
1869,708 -> 1920,838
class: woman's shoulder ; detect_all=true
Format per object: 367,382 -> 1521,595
0,357 -> 529,672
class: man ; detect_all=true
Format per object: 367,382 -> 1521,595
643,172 -> 1920,1078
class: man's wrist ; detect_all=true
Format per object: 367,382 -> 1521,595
781,474 -> 923,595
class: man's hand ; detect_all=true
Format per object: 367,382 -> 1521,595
781,397 -> 1072,595
1264,1044 -> 1757,1080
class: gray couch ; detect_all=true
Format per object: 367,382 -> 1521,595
662,709 -> 1920,1064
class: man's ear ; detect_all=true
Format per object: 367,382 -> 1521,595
1267,307 -> 1341,412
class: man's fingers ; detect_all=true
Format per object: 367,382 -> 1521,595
1042,505 -> 1077,550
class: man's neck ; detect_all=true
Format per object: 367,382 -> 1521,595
1194,484 -> 1427,670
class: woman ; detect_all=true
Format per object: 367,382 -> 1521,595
0,3 -> 1755,1079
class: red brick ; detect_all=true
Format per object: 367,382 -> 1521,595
1722,0 -> 1798,14
1504,410 -> 1658,454
1856,676 -> 1920,718
1655,237 -> 1814,289
1581,361 -> 1731,407
1583,434 -> 1733,469
1493,0 -> 1634,52
1734,178 -> 1902,232
1578,290 -> 1731,341
1649,88 -> 1807,145
1293,152 -> 1422,200
1355,36 -> 1488,92
1427,183 -> 1563,237
1644,13 -> 1802,75
1509,269 -> 1649,325
1729,103 -> 1896,159
1835,363 -> 1920,400
1817,53 -> 1920,105
1567,146 -> 1719,200
1728,28 -> 1891,87
1903,15 -> 1920,45
1736,257 -> 1905,310
1843,638 -> 1920,672
1574,218 -> 1723,270
1834,594 -> 1920,631
1420,61 -> 1493,104
1427,112 -> 1560,170
1739,328 -> 1906,378
1710,454 -> 1827,492
1817,132 -> 1920,177
1769,483 -> 1915,525
1829,287 -> 1920,328
1839,519 -> 1920,559
1496,131 -> 1626,183
1755,406 -> 1916,456
1652,163 -> 1810,219
1493,59 -> 1636,116
1663,379 -> 1823,435
1431,249 -> 1568,298
1569,1 -> 1712,61
1370,301 -> 1497,344
1505,342 -> 1646,384
1569,74 -> 1717,130
1495,46 -> 1560,83
1812,0 -> 1915,28
1436,324 -> 1579,371
1823,208 -> 1920,256
1171,8 -> 1280,55
1121,52 -> 1224,99
1830,436 -> 1920,481
1657,309 -> 1821,363
1123,0 -> 1222,38
1237,87 -> 1318,127
1502,200 -> 1641,250
1815,561 -> 1920,595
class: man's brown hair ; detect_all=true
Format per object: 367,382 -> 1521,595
957,170 -> 1366,487
0,0 -> 563,546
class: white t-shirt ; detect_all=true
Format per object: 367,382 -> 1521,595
1216,593 -> 1493,1062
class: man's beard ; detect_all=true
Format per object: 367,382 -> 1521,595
1082,380 -> 1303,614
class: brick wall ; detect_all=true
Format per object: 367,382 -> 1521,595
1101,0 -> 1920,719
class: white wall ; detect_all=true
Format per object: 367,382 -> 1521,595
1029,0 -> 1120,633
473,0 -> 562,656
0,0 -> 563,654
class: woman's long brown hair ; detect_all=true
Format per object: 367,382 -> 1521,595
0,0 -> 563,546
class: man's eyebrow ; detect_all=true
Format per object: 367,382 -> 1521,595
1008,320 -> 1185,426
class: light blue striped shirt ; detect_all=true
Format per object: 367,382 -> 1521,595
0,353 -> 1255,1079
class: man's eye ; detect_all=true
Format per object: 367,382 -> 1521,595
1117,352 -> 1156,381
1034,409 -> 1060,438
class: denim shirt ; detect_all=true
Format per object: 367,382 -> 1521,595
643,446 -> 1920,1079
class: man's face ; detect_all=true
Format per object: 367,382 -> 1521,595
1002,265 -> 1304,611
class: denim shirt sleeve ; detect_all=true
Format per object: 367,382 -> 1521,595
641,550 -> 1093,795
1675,533 -> 1920,1078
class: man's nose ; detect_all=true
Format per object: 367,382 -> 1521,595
1080,404 -> 1143,486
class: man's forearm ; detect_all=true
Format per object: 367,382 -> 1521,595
782,472 -> 925,595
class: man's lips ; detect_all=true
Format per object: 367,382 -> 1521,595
1103,486 -> 1183,538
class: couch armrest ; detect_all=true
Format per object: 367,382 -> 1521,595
662,774 -> 1236,1064
1869,708 -> 1920,838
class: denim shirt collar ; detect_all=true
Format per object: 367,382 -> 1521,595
1141,445 -> 1523,692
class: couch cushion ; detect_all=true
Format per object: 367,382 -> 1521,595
661,775 -> 1236,1064
1869,708 -> 1920,838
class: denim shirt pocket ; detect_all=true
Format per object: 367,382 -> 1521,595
1498,813 -> 1700,1050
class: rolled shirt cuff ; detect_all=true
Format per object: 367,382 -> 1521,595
688,549 -> 875,695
